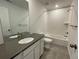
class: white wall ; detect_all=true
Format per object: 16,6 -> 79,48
29,0 -> 70,40
46,8 -> 70,37
29,0 -> 47,33
0,0 -> 29,35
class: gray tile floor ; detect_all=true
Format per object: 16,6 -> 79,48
40,44 -> 70,59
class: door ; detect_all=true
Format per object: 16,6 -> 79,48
68,0 -> 78,59
0,7 -> 11,36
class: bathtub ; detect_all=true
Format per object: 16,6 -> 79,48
44,34 -> 68,47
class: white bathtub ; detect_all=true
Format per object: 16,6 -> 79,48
44,34 -> 68,47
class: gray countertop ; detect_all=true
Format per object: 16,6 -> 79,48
0,32 -> 44,59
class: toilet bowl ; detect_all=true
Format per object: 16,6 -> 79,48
44,37 -> 53,49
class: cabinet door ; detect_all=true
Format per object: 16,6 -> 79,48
24,50 -> 34,59
13,53 -> 23,59
34,43 -> 40,59
40,39 -> 44,55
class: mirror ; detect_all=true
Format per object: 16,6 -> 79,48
0,0 -> 29,37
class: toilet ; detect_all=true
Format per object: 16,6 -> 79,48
44,37 -> 53,49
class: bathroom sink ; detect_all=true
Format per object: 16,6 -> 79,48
18,37 -> 34,44
9,35 -> 19,39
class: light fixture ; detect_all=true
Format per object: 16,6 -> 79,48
55,5 -> 59,8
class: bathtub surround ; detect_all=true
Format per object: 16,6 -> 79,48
46,8 -> 70,36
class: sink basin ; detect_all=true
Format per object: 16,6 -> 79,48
9,35 -> 19,39
18,37 -> 34,44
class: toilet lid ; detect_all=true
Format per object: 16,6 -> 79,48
44,38 -> 53,42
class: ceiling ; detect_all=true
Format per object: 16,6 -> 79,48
6,0 -> 28,8
39,0 -> 73,10
5,0 -> 72,10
